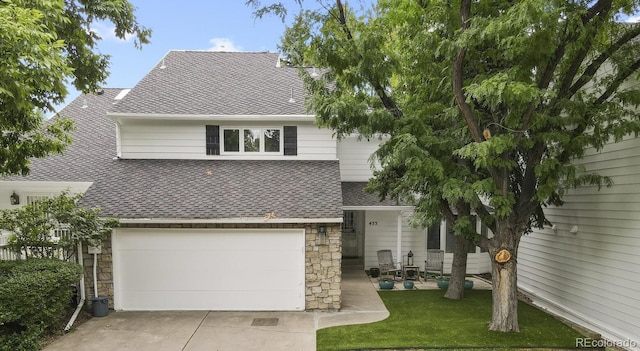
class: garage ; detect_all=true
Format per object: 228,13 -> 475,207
111,228 -> 306,311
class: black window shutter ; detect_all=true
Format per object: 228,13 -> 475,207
206,125 -> 220,155
283,126 -> 297,156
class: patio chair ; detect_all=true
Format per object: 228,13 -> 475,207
424,249 -> 444,280
377,250 -> 402,280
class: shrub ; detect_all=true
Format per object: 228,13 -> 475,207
0,259 -> 82,351
0,191 -> 119,259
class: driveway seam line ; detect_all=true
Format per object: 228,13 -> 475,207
182,311 -> 210,351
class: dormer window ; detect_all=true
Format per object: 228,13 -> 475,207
222,127 -> 282,154
206,125 -> 297,156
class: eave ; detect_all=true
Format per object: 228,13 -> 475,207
106,113 -> 316,123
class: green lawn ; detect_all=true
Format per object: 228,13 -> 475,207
317,289 -> 586,351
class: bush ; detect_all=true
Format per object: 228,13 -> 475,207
0,259 -> 82,351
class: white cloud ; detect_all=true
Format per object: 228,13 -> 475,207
626,16 -> 640,23
207,37 -> 242,52
90,22 -> 133,43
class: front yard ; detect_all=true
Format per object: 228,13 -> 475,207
317,289 -> 587,351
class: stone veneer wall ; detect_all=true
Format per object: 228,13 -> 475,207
85,222 -> 342,311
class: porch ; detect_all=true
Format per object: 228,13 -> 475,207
341,208 -> 493,276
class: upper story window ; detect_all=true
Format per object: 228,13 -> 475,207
206,125 -> 297,156
223,128 -> 282,154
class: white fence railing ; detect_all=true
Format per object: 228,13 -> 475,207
0,233 -> 20,260
0,233 -> 76,263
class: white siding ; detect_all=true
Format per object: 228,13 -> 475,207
362,212 -> 492,274
520,135 -> 640,346
0,181 -> 92,210
337,135 -> 386,181
118,119 -> 337,160
363,210 -> 425,269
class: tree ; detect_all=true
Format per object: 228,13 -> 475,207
0,0 -> 150,176
254,0 -> 640,332
0,191 -> 119,259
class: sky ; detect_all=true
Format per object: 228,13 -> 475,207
58,0 -> 640,112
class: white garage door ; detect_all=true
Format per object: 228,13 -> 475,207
112,228 -> 305,311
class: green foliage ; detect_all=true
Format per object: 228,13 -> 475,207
0,259 -> 82,351
0,0 -> 150,176
0,191 -> 119,259
272,0 -> 640,235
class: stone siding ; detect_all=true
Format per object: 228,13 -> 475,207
86,222 -> 342,311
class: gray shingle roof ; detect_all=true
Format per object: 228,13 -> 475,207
5,89 -> 343,220
83,159 -> 343,220
110,51 -> 309,116
3,89 -> 120,182
341,182 -> 404,207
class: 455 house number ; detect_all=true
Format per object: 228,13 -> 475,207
368,221 -> 378,226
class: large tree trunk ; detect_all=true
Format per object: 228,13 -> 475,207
444,237 -> 471,300
489,251 -> 519,331
488,223 -> 522,332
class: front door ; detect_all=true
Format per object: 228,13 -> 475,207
342,210 -> 363,258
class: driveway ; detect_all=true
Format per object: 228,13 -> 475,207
44,267 -> 388,351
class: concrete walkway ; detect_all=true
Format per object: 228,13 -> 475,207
44,267 -> 388,351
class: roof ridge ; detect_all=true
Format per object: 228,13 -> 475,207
166,50 -> 279,54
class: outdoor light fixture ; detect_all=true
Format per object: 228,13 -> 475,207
318,224 -> 327,245
9,191 -> 19,205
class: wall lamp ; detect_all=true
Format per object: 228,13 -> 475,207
10,191 -> 20,205
318,224 -> 327,245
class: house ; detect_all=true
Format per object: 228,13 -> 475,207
0,51 -> 493,311
518,133 -> 640,347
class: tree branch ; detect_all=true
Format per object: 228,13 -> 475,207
568,24 -> 640,98
557,1 -> 613,99
439,199 -> 456,225
452,0 -> 483,143
595,57 -> 640,104
333,0 -> 404,118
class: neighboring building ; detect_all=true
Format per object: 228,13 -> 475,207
519,133 -> 640,348
1,51 -> 492,312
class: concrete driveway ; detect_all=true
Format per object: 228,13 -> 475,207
44,267 -> 389,351
45,310 -> 317,351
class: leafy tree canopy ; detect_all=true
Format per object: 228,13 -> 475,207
0,0 -> 150,176
257,0 -> 640,331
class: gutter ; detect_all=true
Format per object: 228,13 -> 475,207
106,113 -> 316,122
118,217 -> 343,224
64,242 -> 86,331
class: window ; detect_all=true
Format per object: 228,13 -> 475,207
264,129 -> 281,152
50,224 -> 70,243
224,129 -> 240,152
206,125 -> 296,156
426,223 -> 441,249
222,127 -> 282,154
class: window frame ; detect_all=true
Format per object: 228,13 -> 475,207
220,127 -> 284,155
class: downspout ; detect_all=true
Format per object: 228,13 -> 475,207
65,242 -> 86,331
93,250 -> 98,297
